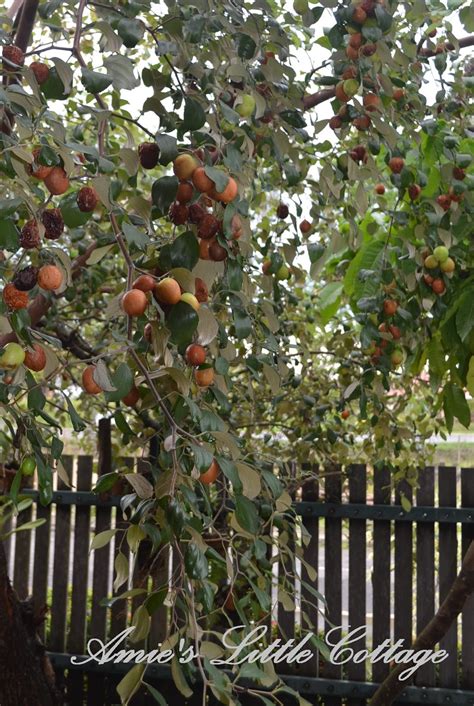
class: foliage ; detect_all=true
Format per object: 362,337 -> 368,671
0,0 -> 472,703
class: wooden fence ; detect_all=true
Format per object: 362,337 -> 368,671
2,422 -> 474,705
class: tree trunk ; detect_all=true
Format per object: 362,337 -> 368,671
370,540 -> 474,706
0,539 -> 61,706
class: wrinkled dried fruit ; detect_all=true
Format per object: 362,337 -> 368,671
169,202 -> 189,225
3,45 -> 24,67
194,277 -> 209,303
3,283 -> 29,310
198,214 -> 220,240
77,186 -> 98,212
138,142 -> 159,169
13,266 -> 39,291
42,208 -> 64,239
20,220 -> 40,249
30,61 -> 50,84
38,264 -> 63,291
188,203 -> 206,224
276,203 -> 289,219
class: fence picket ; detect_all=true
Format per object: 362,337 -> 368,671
462,467 -> 474,689
438,466 -> 458,688
415,466 -> 435,686
394,480 -> 413,647
372,466 -> 391,684
348,463 -> 367,703
324,467 -> 342,706
300,470 -> 319,678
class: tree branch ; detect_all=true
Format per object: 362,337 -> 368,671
370,540 -> 474,706
13,0 -> 39,52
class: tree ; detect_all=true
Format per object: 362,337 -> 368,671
0,0 -> 472,704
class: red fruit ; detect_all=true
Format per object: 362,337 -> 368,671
363,93 -> 381,112
121,289 -> 148,316
453,167 -> 465,180
28,148 -> 54,180
276,203 -> 289,219
211,177 -> 238,203
122,387 -> 140,407
346,46 -> 359,61
408,184 -> 421,200
423,274 -> 434,286
299,220 -> 312,234
185,344 -> 206,366
375,183 -> 385,195
342,66 -> 358,80
138,142 -> 159,169
341,409 -> 350,420
198,214 -> 220,240
209,241 -> 227,262
173,154 -> 199,180
195,277 -> 209,303
169,202 -> 189,225
38,264 -> 63,291
13,266 -> 38,291
176,182 -> 194,203
132,274 -> 155,292
3,283 -> 28,310
392,88 -> 405,101
361,44 -> 376,56
192,167 -> 214,193
20,220 -> 40,249
388,157 -> 404,174
24,344 -> 47,372
154,278 -> 181,305
2,45 -> 24,67
195,367 -> 215,388
43,167 -> 69,195
335,83 -> 350,102
352,6 -> 367,23
29,62 -> 49,84
329,115 -> 343,130
436,194 -> 451,211
383,299 -> 398,316
389,325 -> 401,340
188,203 -> 206,224
349,33 -> 363,49
199,239 -> 212,260
353,115 -> 371,131
432,278 -> 446,295
230,214 -> 243,240
82,366 -> 102,395
77,186 -> 98,212
200,459 -> 219,484
42,208 -> 64,239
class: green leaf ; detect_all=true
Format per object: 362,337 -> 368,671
41,66 -> 69,100
156,134 -> 178,165
116,664 -> 145,705
158,231 -> 199,271
183,15 -> 206,43
91,528 -> 117,551
171,658 -> 193,699
117,18 -> 145,48
279,110 -> 306,129
60,193 -> 92,228
204,166 -> 229,192
81,68 -> 112,94
318,282 -> 343,325
122,222 -> 150,251
344,240 -> 385,298
166,302 -> 199,346
152,176 -> 178,215
230,295 -> 252,339
105,363 -> 134,403
308,243 -> 325,263
443,382 -> 471,431
235,495 -> 260,534
65,395 -> 86,432
0,219 -> 19,251
94,471 -> 120,494
455,291 -> 474,341
144,683 -> 168,706
184,542 -> 209,579
104,54 -> 140,90
238,33 -> 257,59
191,443 -> 214,472
183,98 -> 206,132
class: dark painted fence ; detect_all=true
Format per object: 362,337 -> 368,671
1,422 -> 474,706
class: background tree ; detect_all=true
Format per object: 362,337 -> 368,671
0,0 -> 472,704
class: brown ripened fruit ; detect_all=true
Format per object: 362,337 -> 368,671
408,184 -> 421,200
173,154 -> 199,180
231,214 -> 243,239
122,387 -> 140,407
28,148 -> 54,180
361,44 -> 376,56
276,203 -> 289,219
432,278 -> 446,295
121,289 -> 148,316
192,167 -> 214,193
38,264 -> 63,291
138,142 -> 159,169
132,274 -> 155,292
349,33 -> 363,49
169,202 -> 189,225
341,409 -> 350,420
195,367 -> 215,387
77,186 -> 98,212
82,365 -> 102,395
13,266 -> 39,291
188,203 -> 206,224
342,66 -> 358,80
199,238 -> 212,260
154,278 -> 181,305
198,214 -> 220,240
176,182 -> 194,203
329,115 -> 343,130
389,325 -> 401,340
423,274 -> 434,286
195,277 -> 209,303
335,82 -> 349,102
352,6 -> 367,23
29,61 -> 49,84
299,219 -> 312,234
353,115 -> 371,131
3,283 -> 29,310
392,88 -> 405,101
436,194 -> 451,211
212,176 -> 238,203
24,344 -> 47,372
209,240 -> 227,262
3,45 -> 24,67
44,167 -> 69,195
453,167 -> 466,180
363,93 -> 381,111
185,344 -> 206,366
375,183 -> 385,195
200,459 -> 220,484
383,299 -> 398,316
42,208 -> 64,239
346,46 -> 359,61
388,157 -> 404,174
20,220 -> 40,249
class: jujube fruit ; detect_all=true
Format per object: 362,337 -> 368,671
122,387 -> 140,407
3,45 -> 24,67
440,257 -> 455,273
212,176 -> 238,203
82,365 -> 102,395
154,278 -> 181,305
180,293 -> 200,311
388,157 -> 404,174
188,203 -> 206,224
3,283 -> 29,310
38,264 -> 63,291
383,299 -> 398,316
169,202 -> 189,225
42,208 -> 64,239
28,148 -> 54,179
198,214 -> 220,240
173,154 -> 199,180
375,184 -> 385,195
176,182 -> 194,203
200,459 -> 220,484
24,343 -> 47,372
132,274 -> 155,292
20,456 -> 36,476
433,246 -> 449,263
185,344 -> 206,366
276,203 -> 289,219
121,289 -> 148,316
300,219 -> 312,233
13,266 -> 38,291
0,342 -> 25,369
20,220 -> 40,249
30,62 -> 49,84
194,277 -> 209,303
432,278 -> 446,295
138,142 -> 159,169
192,167 -> 214,193
77,186 -> 98,212
44,167 -> 69,195
209,241 -> 227,262
195,367 -> 215,387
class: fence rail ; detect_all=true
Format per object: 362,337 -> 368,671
1,424 -> 474,705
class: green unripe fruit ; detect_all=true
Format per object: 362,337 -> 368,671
0,343 -> 25,369
20,456 -> 36,476
343,79 -> 359,98
440,257 -> 455,273
276,264 -> 290,280
391,348 -> 404,367
293,0 -> 309,13
424,255 -> 438,269
236,94 -> 256,118
433,245 -> 449,263
443,135 -> 458,149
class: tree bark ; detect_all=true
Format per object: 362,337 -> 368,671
0,539 -> 62,706
369,540 -> 474,706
